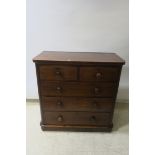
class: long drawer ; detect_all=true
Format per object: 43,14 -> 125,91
40,81 -> 117,97
41,97 -> 114,112
43,112 -> 111,126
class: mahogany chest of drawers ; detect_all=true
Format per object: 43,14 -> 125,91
33,51 -> 125,132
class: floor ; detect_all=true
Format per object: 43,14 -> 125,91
26,101 -> 129,155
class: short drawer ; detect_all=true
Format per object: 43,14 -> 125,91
39,65 -> 77,81
43,112 -> 111,126
40,81 -> 117,97
80,67 -> 119,81
42,97 -> 114,112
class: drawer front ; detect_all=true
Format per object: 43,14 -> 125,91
40,81 -> 117,97
42,97 -> 114,112
39,65 -> 77,81
43,112 -> 111,126
80,67 -> 119,81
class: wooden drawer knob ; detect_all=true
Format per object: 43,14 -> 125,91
57,115 -> 63,122
56,70 -> 61,75
94,87 -> 100,94
56,70 -> 62,76
90,116 -> 96,122
57,101 -> 63,106
56,86 -> 62,92
55,69 -> 63,78
96,72 -> 102,79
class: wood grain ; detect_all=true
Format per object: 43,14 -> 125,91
33,52 -> 125,132
40,81 -> 117,97
41,96 -> 114,112
33,51 -> 125,64
43,111 -> 111,126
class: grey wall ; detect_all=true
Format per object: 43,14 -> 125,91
26,0 -> 129,101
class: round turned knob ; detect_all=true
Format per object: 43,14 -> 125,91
57,101 -> 63,106
57,115 -> 63,122
56,70 -> 61,76
90,116 -> 96,122
94,87 -> 100,94
96,72 -> 102,79
56,86 -> 62,92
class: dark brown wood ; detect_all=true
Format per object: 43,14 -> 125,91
109,66 -> 123,124
40,81 -> 117,97
33,51 -> 125,64
79,66 -> 119,82
35,64 -> 44,122
33,51 -> 125,132
41,97 -> 114,112
41,123 -> 113,132
39,65 -> 77,81
43,112 -> 111,126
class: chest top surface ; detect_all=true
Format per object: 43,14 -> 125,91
33,51 -> 125,64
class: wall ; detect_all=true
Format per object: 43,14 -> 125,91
26,0 -> 129,101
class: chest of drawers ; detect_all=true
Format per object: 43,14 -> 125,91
33,51 -> 125,132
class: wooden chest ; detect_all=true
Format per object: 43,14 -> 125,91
33,51 -> 125,132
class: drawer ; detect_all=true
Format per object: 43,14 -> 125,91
43,112 -> 111,126
40,81 -> 117,97
39,65 -> 77,81
80,67 -> 119,81
42,97 -> 114,112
